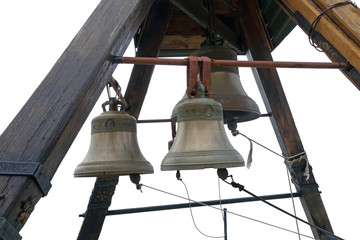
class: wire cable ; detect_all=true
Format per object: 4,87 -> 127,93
179,178 -> 224,238
140,183 -> 315,239
218,177 -> 225,220
286,166 -> 302,240
220,176 -> 344,240
308,1 -> 357,52
231,130 -> 306,160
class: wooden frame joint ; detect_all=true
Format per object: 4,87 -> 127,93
0,217 -> 22,240
0,162 -> 51,196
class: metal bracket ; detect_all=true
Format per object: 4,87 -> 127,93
199,56 -> 212,97
186,56 -> 212,97
186,56 -> 199,96
0,217 -> 22,240
0,162 -> 51,196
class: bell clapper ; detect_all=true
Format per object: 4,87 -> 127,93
176,170 -> 182,181
130,174 -> 143,192
217,168 -> 229,181
227,121 -> 239,136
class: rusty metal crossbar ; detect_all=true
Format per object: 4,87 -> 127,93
111,56 -> 352,70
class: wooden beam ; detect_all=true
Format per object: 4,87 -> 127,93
276,0 -> 360,90
169,0 -> 246,53
234,0 -> 333,239
0,0 -> 154,236
77,176 -> 119,240
311,0 -> 360,47
125,0 -> 174,119
76,2 -> 173,239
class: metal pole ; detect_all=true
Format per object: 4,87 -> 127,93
224,208 -> 228,240
112,56 -> 352,69
137,119 -> 171,123
78,192 -> 300,217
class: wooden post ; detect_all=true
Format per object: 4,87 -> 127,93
125,0 -> 174,119
234,0 -> 333,239
0,0 -> 154,236
77,1 -> 173,239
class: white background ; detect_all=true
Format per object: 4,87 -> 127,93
0,1 -> 359,239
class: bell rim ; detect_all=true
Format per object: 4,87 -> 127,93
74,160 -> 154,177
161,149 -> 245,171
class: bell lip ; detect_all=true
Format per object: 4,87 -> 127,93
74,171 -> 154,177
74,161 -> 154,177
161,150 -> 245,171
161,162 -> 244,171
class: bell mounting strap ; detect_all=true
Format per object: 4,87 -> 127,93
186,56 -> 212,98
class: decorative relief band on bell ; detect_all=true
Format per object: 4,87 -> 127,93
91,114 -> 136,134
177,99 -> 223,122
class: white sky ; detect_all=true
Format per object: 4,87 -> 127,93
1,1 -> 359,240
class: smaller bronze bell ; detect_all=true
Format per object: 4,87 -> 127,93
162,97 -> 245,171
74,101 -> 153,177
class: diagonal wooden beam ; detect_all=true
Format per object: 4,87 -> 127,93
0,0 -> 154,237
125,0 -> 174,119
169,0 -> 246,54
77,176 -> 119,240
234,0 -> 333,239
312,0 -> 360,46
276,0 -> 360,90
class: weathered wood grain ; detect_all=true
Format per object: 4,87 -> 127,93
77,1 -> 173,239
0,0 -> 154,234
234,0 -> 333,239
77,176 -> 119,240
169,0 -> 245,53
125,0 -> 174,119
277,0 -> 360,86
312,0 -> 360,46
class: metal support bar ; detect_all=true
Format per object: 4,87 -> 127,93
224,208 -> 228,240
78,192 -> 300,217
0,217 -> 22,240
0,162 -> 51,196
111,56 -> 352,69
137,119 -> 171,123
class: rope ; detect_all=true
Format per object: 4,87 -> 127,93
308,1 -> 358,52
140,183 -> 315,239
246,138 -> 253,168
284,154 -> 310,182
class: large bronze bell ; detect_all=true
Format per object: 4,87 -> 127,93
74,101 -> 153,177
172,45 -> 260,124
161,97 -> 245,171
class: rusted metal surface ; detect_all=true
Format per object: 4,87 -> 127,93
112,56 -> 352,69
199,56 -> 212,97
187,56 -> 199,96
